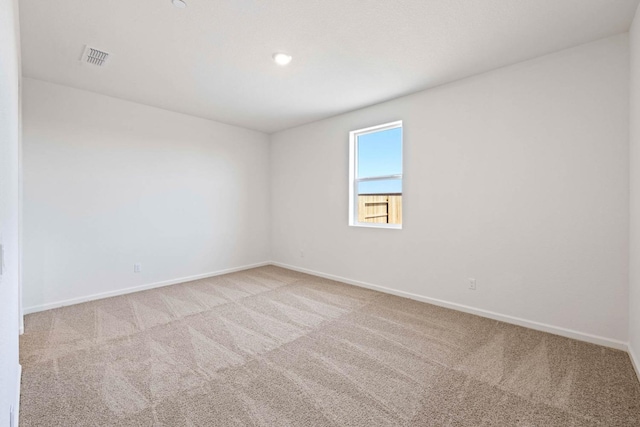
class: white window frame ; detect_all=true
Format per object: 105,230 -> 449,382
349,120 -> 403,229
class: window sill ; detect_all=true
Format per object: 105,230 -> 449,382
349,223 -> 402,230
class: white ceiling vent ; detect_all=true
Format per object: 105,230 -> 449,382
81,46 -> 110,67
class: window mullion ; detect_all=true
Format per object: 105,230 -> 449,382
355,174 -> 402,183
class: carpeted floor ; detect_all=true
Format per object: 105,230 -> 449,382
20,266 -> 640,426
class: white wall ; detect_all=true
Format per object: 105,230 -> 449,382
629,4 -> 640,374
23,78 -> 270,312
0,0 -> 22,425
270,34 -> 630,347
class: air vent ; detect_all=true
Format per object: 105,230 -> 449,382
81,46 -> 110,67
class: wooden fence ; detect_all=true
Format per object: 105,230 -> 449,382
358,194 -> 402,224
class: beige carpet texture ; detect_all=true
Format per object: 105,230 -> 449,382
20,266 -> 640,426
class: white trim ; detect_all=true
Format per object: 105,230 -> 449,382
270,261 -> 628,351
14,364 -> 21,427
16,0 -> 24,340
22,261 -> 270,315
629,343 -> 640,382
351,120 -> 403,137
349,223 -> 402,230
21,259 -> 631,353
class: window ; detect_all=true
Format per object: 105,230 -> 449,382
349,121 -> 403,228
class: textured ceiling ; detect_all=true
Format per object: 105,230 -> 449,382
19,0 -> 640,133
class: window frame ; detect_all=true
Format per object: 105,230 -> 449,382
348,120 -> 403,229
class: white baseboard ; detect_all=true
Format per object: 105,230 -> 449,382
22,261 -> 270,315
270,261 -> 628,351
14,364 -> 21,427
629,343 -> 640,382
21,259 -> 629,353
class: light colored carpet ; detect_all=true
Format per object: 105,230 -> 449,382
20,266 -> 640,426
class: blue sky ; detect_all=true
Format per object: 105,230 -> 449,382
357,127 -> 402,194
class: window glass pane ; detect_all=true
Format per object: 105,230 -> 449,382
357,179 -> 402,195
357,180 -> 402,225
357,127 -> 402,178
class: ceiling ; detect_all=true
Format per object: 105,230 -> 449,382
19,0 -> 640,133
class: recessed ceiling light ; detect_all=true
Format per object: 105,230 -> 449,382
272,52 -> 292,66
172,0 -> 187,9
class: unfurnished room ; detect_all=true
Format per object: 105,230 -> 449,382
2,0 -> 640,426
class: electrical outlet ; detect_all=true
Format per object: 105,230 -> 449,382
134,263 -> 142,273
468,278 -> 476,290
300,250 -> 304,258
